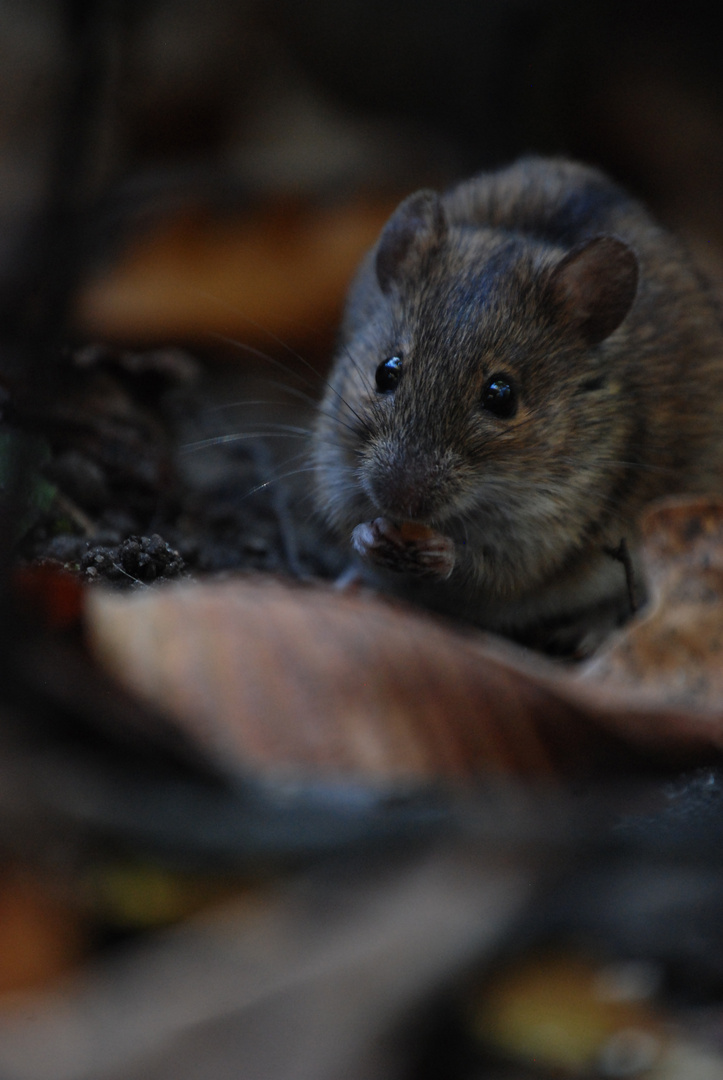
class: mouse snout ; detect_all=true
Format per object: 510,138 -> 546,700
363,444 -> 456,522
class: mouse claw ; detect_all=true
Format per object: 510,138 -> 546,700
351,518 -> 456,580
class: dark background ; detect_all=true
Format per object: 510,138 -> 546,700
3,0 -> 723,356
0,5 -> 723,1077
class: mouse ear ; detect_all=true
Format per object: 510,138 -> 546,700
375,190 -> 447,295
547,235 -> 638,345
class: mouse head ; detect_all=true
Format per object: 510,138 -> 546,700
375,188 -> 637,344
316,187 -> 639,595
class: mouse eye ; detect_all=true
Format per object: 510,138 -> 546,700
481,375 -> 517,419
375,355 -> 403,393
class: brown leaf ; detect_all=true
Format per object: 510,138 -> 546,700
74,200 -> 398,347
577,497 -> 723,712
0,865 -> 87,996
470,950 -> 664,1073
85,574 -> 721,784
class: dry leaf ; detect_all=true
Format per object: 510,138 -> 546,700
578,497 -> 723,711
470,951 -> 664,1074
85,578 -> 573,781
470,949 -> 723,1079
0,866 -> 87,996
75,200 -> 398,346
85,572 -> 721,785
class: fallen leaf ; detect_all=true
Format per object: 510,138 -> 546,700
13,564 -> 86,631
86,578 -> 570,781
578,497 -> 723,711
470,951 -> 664,1074
84,572 -> 722,785
0,866 -> 87,997
75,199 -> 398,347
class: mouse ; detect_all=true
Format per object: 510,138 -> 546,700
312,157 -> 723,651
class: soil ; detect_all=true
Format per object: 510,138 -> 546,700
16,343 -> 346,589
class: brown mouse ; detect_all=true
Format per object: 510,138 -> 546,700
312,157 -> 723,650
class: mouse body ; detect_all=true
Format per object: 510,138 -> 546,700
312,157 -> 723,647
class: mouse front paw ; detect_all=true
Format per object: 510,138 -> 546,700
351,517 -> 456,580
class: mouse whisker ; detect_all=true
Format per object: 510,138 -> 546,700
210,330 -> 373,438
179,429 -> 314,454
210,334 -> 322,393
238,464 -> 318,503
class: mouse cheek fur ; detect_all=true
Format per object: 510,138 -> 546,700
313,409 -> 390,538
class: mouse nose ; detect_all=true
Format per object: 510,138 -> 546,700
366,447 -> 453,522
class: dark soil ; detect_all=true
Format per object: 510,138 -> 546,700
15,343 -> 346,588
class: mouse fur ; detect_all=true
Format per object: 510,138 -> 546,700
312,157 -> 723,647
